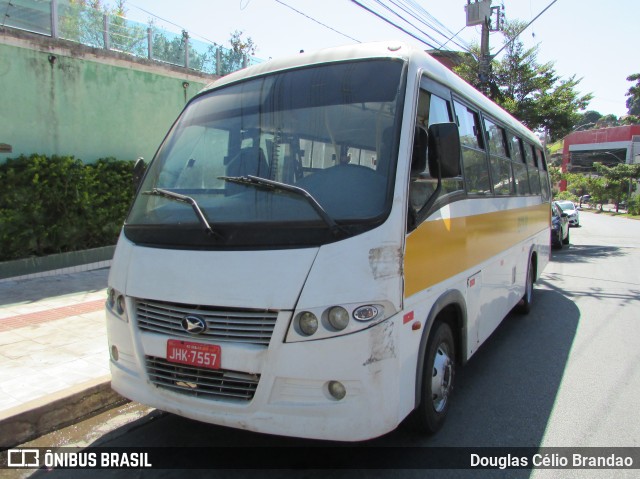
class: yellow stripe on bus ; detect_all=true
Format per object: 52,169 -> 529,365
404,203 -> 549,297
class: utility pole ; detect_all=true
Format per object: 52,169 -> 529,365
465,0 -> 504,93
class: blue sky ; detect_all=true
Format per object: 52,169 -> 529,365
121,0 -> 638,117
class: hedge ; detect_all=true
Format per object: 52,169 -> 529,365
0,154 -> 136,261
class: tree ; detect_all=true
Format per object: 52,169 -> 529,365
58,0 -> 107,46
108,0 -> 147,57
151,29 -> 189,66
453,21 -> 592,141
219,30 -> 258,75
626,73 -> 640,116
548,165 -> 563,195
593,163 -> 640,212
575,110 -> 602,130
595,114 -> 619,129
59,0 -> 146,55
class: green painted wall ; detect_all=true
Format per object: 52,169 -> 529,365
0,32 -> 215,163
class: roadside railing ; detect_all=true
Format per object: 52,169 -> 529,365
1,0 -> 262,75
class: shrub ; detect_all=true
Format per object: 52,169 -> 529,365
0,154 -> 135,261
553,191 -> 579,203
628,195 -> 640,216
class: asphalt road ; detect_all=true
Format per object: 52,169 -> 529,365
11,211 -> 640,478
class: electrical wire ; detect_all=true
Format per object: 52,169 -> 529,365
274,0 -> 361,43
351,0 -> 471,53
350,0 -> 439,50
393,0 -> 470,51
493,0 -> 559,58
370,0 -> 443,49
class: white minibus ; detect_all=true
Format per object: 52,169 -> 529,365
106,42 -> 551,441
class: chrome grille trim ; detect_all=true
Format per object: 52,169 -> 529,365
135,299 -> 278,346
146,356 -> 259,401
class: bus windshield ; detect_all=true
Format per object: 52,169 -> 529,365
125,59 -> 405,248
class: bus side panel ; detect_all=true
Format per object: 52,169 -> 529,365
404,198 -> 550,358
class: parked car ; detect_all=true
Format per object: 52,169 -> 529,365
579,194 -> 591,207
551,202 -> 570,249
555,200 -> 580,226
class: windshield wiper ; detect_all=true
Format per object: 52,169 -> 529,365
143,188 -> 221,239
219,175 -> 348,238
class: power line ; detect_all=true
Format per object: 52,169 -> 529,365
492,0 -> 559,58
351,0 -> 471,53
394,0 -> 470,51
384,0 -> 457,49
274,0 -> 361,43
350,0 -> 440,50
370,0 -> 444,49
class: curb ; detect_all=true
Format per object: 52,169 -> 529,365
0,376 -> 128,449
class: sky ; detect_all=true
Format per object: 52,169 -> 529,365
120,0 -> 638,118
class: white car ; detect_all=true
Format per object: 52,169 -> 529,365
555,200 -> 580,227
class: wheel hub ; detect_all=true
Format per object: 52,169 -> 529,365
432,344 -> 453,413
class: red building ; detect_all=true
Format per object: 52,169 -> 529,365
561,125 -> 640,191
562,125 -> 640,172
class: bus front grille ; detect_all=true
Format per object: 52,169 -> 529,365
145,356 -> 259,402
135,298 -> 278,346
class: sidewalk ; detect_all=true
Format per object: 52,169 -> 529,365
0,268 -> 125,448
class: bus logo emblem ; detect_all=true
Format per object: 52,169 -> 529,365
181,315 -> 207,334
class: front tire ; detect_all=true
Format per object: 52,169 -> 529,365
563,227 -> 570,245
409,321 -> 455,434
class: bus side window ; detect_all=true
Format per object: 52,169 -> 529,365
409,90 -> 462,217
537,148 -> 551,201
524,142 -> 542,195
409,90 -> 436,213
484,119 -> 513,195
509,134 -> 530,195
454,100 -> 491,195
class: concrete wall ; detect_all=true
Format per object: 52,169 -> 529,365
0,27 -> 218,163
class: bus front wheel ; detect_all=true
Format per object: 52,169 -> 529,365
410,320 -> 456,434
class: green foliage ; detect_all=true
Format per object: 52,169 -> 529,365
151,29 -> 190,66
621,115 -> 640,126
453,21 -> 591,140
627,195 -> 640,216
0,155 -> 135,261
575,110 -> 602,130
56,1 -> 258,76
553,191 -> 578,202
563,164 -> 640,212
219,30 -> 257,75
593,163 -> 639,211
626,73 -> 640,116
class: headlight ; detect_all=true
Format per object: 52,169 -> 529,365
327,306 -> 349,331
287,302 -> 393,342
297,311 -> 318,336
107,287 -> 116,309
107,287 -> 128,322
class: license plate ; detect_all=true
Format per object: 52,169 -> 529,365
166,340 -> 221,370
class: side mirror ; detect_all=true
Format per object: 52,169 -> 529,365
428,122 -> 462,179
133,157 -> 147,190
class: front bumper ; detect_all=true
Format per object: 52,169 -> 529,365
107,307 -> 404,442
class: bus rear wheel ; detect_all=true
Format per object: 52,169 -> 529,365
410,321 -> 455,434
516,258 -> 535,314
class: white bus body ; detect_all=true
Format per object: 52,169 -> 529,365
106,42 -> 551,441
